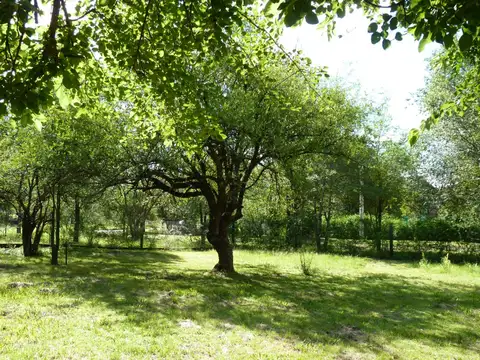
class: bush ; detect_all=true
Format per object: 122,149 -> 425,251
414,219 -> 458,242
299,250 -> 316,276
441,253 -> 452,272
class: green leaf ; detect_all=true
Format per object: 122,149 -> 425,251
284,11 -> 298,27
336,8 -> 346,18
443,34 -> 454,48
408,128 -> 420,146
33,119 -> 43,131
389,17 -> 398,30
458,33 -> 473,52
62,71 -> 80,89
418,36 -> 431,52
395,32 -> 403,41
75,107 -> 90,119
368,22 -> 378,33
371,32 -> 382,44
56,85 -> 71,110
382,39 -> 391,50
20,112 -> 33,127
305,12 -> 319,25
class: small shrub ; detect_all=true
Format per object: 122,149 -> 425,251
441,253 -> 452,272
419,252 -> 429,268
299,250 -> 316,276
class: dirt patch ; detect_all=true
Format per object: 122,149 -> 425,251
330,325 -> 367,343
8,282 -> 34,289
178,319 -> 201,329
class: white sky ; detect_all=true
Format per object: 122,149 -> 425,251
280,12 -> 440,131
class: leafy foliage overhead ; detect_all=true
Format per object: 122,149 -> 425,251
2,0 -> 480,128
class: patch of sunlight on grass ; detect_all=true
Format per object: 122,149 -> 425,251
0,248 -> 479,359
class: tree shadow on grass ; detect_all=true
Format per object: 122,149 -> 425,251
4,249 -> 480,357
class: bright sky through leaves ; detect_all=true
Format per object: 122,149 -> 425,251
280,12 -> 440,131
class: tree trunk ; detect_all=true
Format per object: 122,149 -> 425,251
50,213 -> 57,265
323,192 -> 332,252
73,198 -> 80,243
324,211 -> 331,252
207,213 -> 234,273
376,198 -> 383,253
359,168 -> 364,239
314,198 -> 323,253
32,222 -> 45,255
359,191 -> 365,238
51,190 -> 61,266
212,238 -> 234,273
21,215 -> 34,257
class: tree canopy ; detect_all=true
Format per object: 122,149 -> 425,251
2,0 -> 480,131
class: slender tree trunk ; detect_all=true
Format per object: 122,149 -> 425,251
324,211 -> 331,252
359,167 -> 364,239
376,198 -> 383,253
122,190 -> 127,241
50,212 -> 56,265
359,192 -> 365,238
323,193 -> 332,252
286,196 -> 292,247
314,197 -> 324,253
73,197 -> 80,243
51,190 -> 60,266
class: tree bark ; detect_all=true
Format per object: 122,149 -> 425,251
32,221 -> 45,255
324,211 -> 331,252
50,212 -> 57,265
376,197 -> 383,253
73,197 -> 80,243
207,213 -> 234,273
314,197 -> 324,253
51,190 -> 60,266
21,215 -> 34,257
212,238 -> 234,273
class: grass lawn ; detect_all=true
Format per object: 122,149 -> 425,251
1,248 -> 479,359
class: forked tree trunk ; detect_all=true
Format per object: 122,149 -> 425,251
32,222 -> 46,255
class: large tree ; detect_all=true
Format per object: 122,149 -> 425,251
125,50 -> 361,272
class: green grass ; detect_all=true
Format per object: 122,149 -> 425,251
1,248 -> 480,359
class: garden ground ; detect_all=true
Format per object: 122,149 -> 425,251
1,248 -> 479,359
